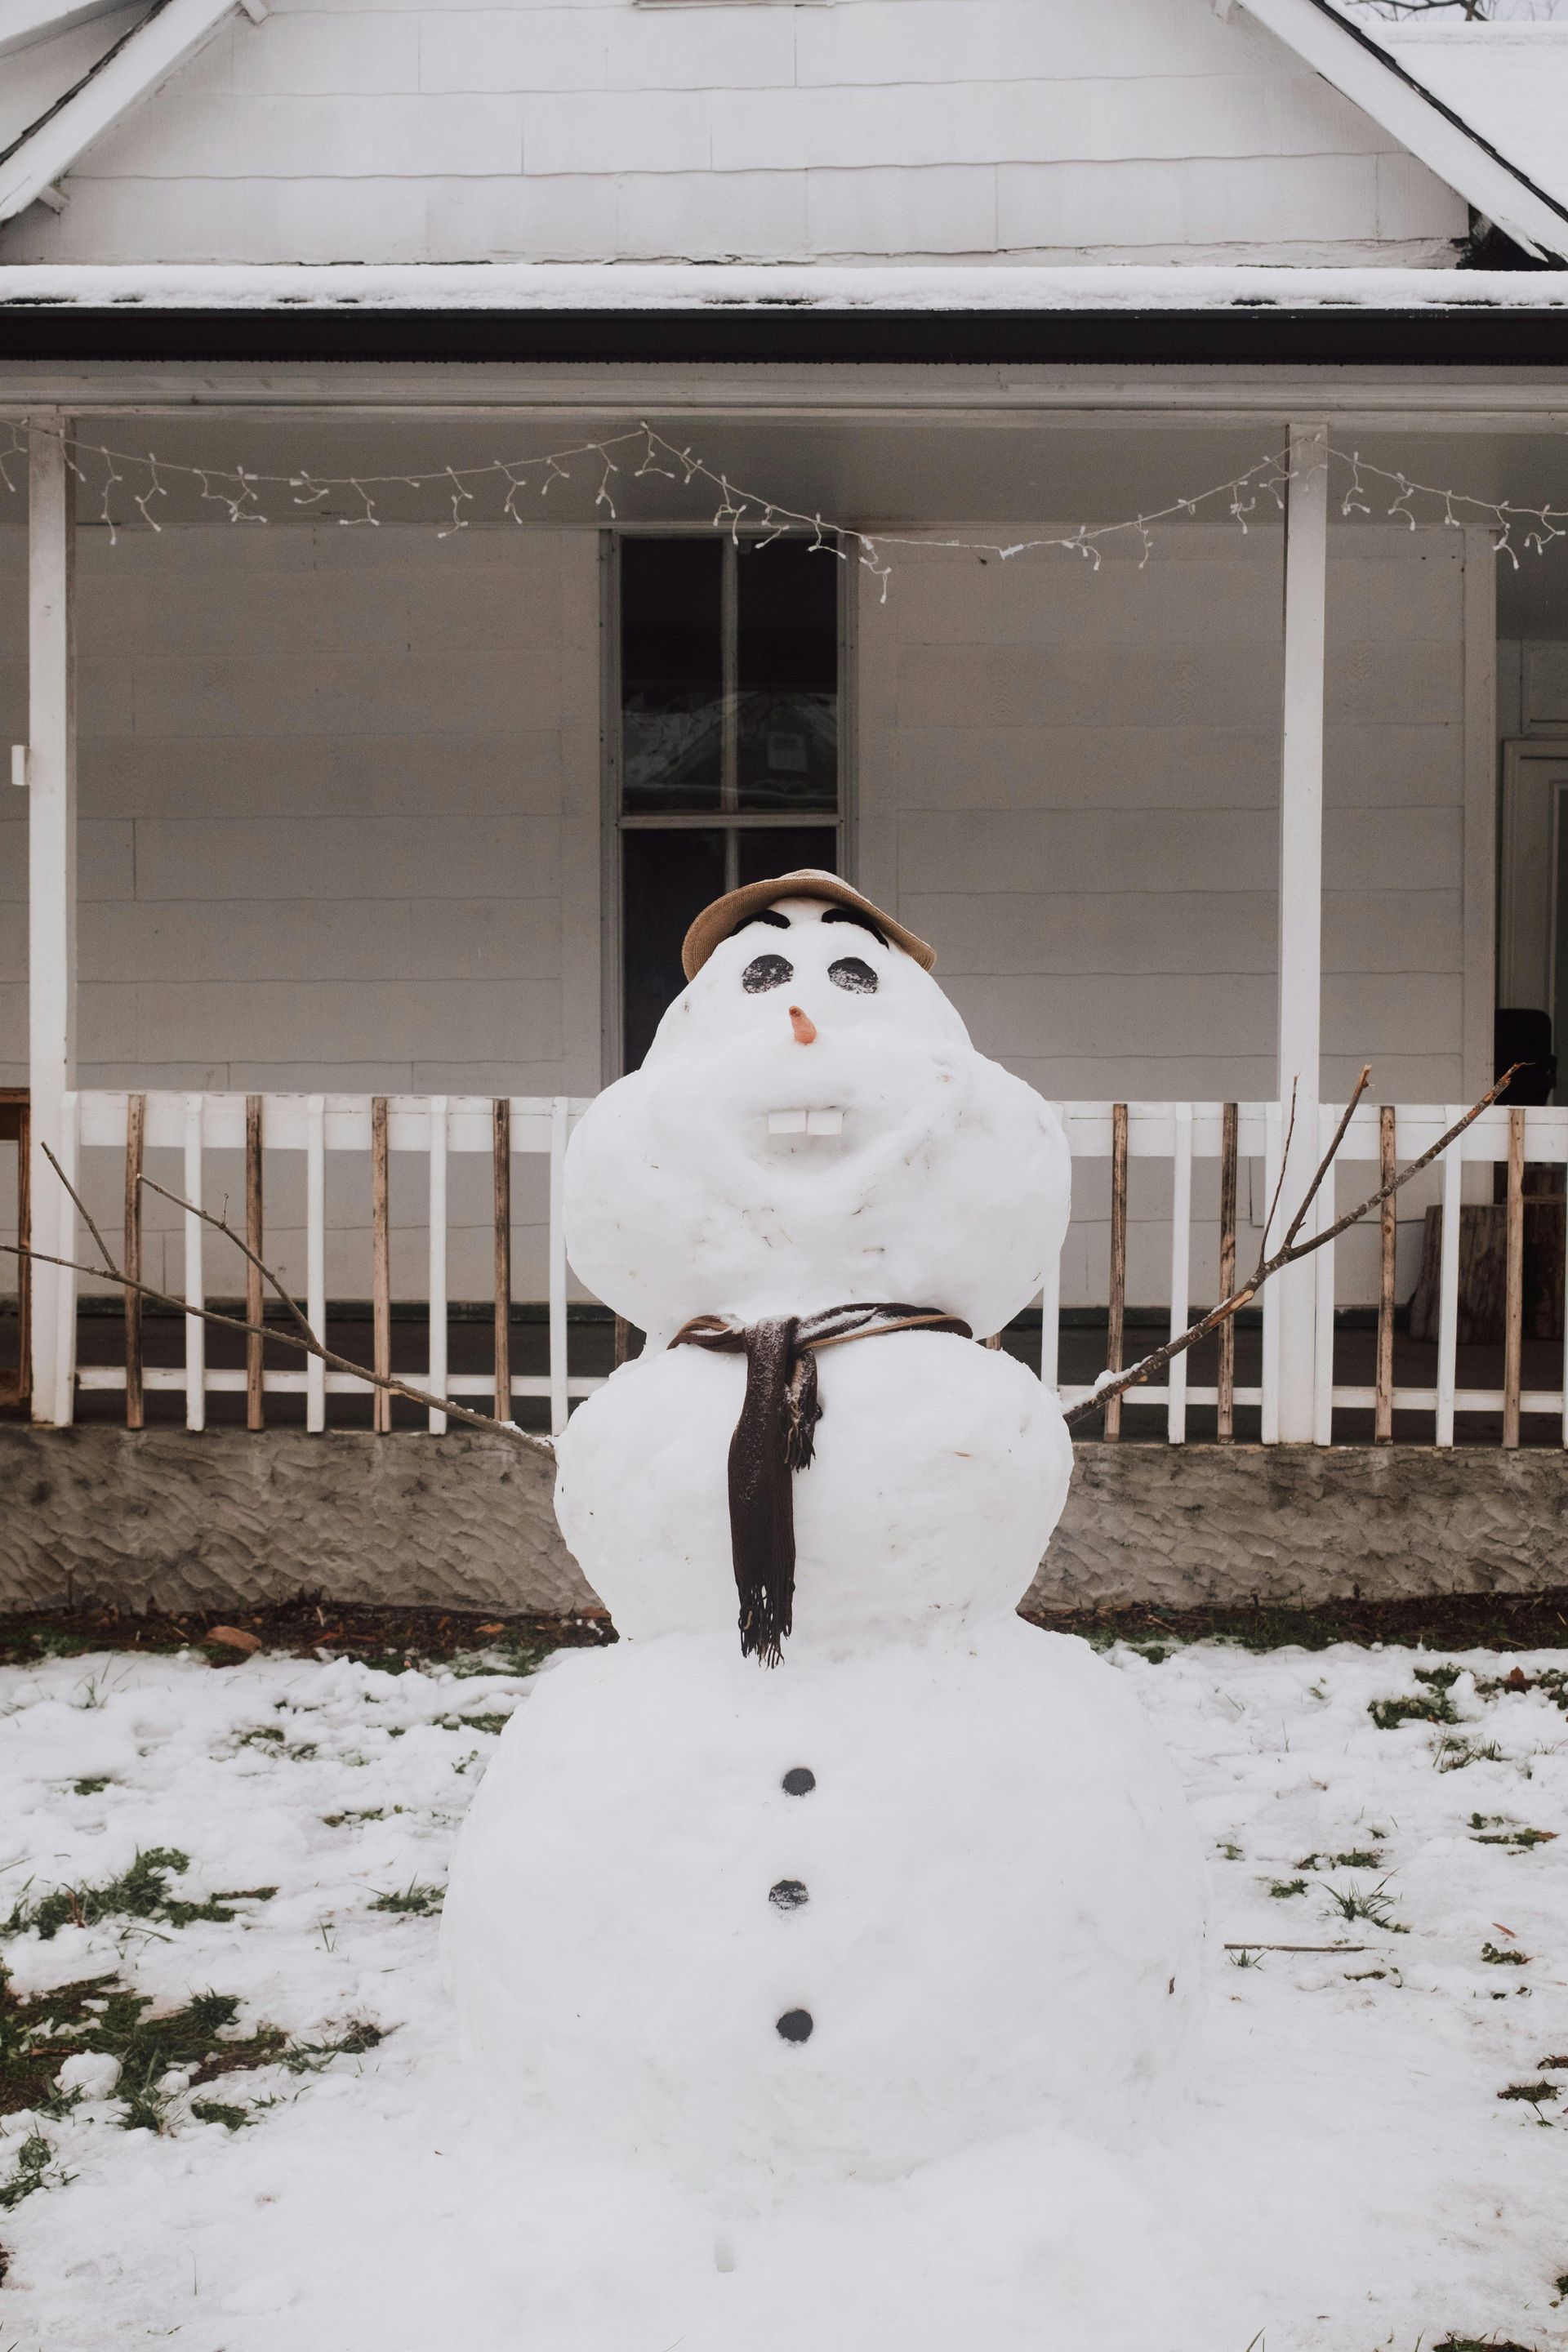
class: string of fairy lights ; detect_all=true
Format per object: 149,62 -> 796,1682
0,414 -> 1564,591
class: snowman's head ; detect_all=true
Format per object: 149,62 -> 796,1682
566,872 -> 1069,1342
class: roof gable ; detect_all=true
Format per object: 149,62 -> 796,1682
1237,0 -> 1568,261
0,0 -> 1550,270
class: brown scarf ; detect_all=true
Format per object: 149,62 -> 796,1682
670,1304 -> 973,1665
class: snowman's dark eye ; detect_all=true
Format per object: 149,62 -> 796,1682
742,953 -> 794,994
828,956 -> 878,995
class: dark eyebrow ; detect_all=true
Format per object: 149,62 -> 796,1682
822,906 -> 888,948
726,908 -> 791,944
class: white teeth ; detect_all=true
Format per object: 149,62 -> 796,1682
767,1108 -> 844,1137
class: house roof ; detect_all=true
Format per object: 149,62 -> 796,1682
7,260 -> 1568,367
1236,0 -> 1568,261
4,0 -> 1568,298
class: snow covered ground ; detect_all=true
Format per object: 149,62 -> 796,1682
1,1626 -> 1566,2351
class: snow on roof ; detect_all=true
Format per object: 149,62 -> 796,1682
1378,22 -> 1568,224
2,261 -> 1568,313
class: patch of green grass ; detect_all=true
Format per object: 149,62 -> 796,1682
0,2128 -> 65,2211
1268,1878 -> 1308,1900
448,1638 -> 549,1682
1476,1665 -> 1568,1713
1481,1941 -> 1531,1966
71,1777 -> 111,1797
1297,1849 -> 1385,1872
1227,1947 -> 1265,1969
1473,1825 -> 1557,1850
0,1971 -> 286,2140
320,1806 -> 395,1828
448,1712 -> 512,1736
189,2099 -> 257,2131
0,1964 -> 385,2194
368,1882 -> 444,1918
1214,1841 -> 1244,1862
1435,1737 -> 1506,1772
3,1849 -> 276,1942
1414,1664 -> 1463,1691
1323,1878 -> 1405,1933
1432,2338 -> 1539,2352
1370,1690 -> 1460,1731
1499,2081 -> 1560,2104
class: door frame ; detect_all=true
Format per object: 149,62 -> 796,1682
1499,737 -> 1568,1016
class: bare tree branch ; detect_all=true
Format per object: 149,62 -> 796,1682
1258,1077 -> 1298,1257
11,1146 -> 555,1457
137,1169 -> 318,1352
1281,1065 -> 1371,1254
1064,1067 -> 1522,1429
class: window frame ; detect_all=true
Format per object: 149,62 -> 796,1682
601,523 -> 856,1080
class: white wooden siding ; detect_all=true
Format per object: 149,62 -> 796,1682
0,514 -> 1481,1308
858,523 -> 1477,1307
0,0 -> 1466,265
0,519 -> 601,1298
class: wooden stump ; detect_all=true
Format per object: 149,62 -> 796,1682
1408,1198 -> 1566,1344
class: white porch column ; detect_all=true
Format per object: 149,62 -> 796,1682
26,415 -> 77,1424
1275,419 -> 1329,1443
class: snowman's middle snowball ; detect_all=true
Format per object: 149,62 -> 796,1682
555,1332 -> 1072,1648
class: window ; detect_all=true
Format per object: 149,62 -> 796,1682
616,532 -> 842,1071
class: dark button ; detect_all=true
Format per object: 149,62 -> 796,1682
782,1767 -> 815,1796
776,2009 -> 813,2043
769,1879 -> 808,1911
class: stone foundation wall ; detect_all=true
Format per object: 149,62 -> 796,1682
2,1428 -> 1565,1619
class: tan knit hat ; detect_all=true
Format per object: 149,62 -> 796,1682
681,869 -> 936,982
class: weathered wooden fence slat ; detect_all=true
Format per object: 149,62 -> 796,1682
372,1095 -> 392,1437
492,1097 -> 511,1422
1435,1106 -> 1463,1450
123,1090 -> 145,1432
245,1094 -> 265,1433
427,1096 -> 448,1437
1102,1102 -> 1129,1442
1503,1105 -> 1525,1450
1375,1104 -> 1396,1445
183,1094 -> 205,1435
1166,1102 -> 1192,1446
1216,1101 -> 1237,1443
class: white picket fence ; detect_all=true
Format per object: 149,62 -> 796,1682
37,1090 -> 1568,1446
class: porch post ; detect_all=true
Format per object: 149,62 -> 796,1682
1275,419 -> 1328,1443
25,414 -> 77,1424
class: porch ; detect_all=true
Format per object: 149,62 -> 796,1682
2,373 -> 1567,1603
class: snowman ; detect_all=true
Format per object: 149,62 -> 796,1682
442,871 -> 1207,2193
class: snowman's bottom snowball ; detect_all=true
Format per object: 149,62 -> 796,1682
441,1619 -> 1208,2186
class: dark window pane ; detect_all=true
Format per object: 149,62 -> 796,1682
622,828 -> 728,1070
736,538 -> 838,814
737,826 -> 839,891
621,538 -> 724,813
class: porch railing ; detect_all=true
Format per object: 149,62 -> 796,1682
30,1090 -> 1568,1448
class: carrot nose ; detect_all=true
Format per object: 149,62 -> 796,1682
789,1005 -> 817,1046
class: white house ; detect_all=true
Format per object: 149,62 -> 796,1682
5,0 -> 1568,1608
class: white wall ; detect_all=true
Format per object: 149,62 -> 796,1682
0,513 -> 1484,1309
0,518 -> 602,1299
855,522 -> 1478,1305
0,0 -> 1466,265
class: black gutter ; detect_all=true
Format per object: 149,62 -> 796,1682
5,304 -> 1568,366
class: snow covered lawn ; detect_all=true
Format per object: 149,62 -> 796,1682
2,1625 -> 1566,2351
